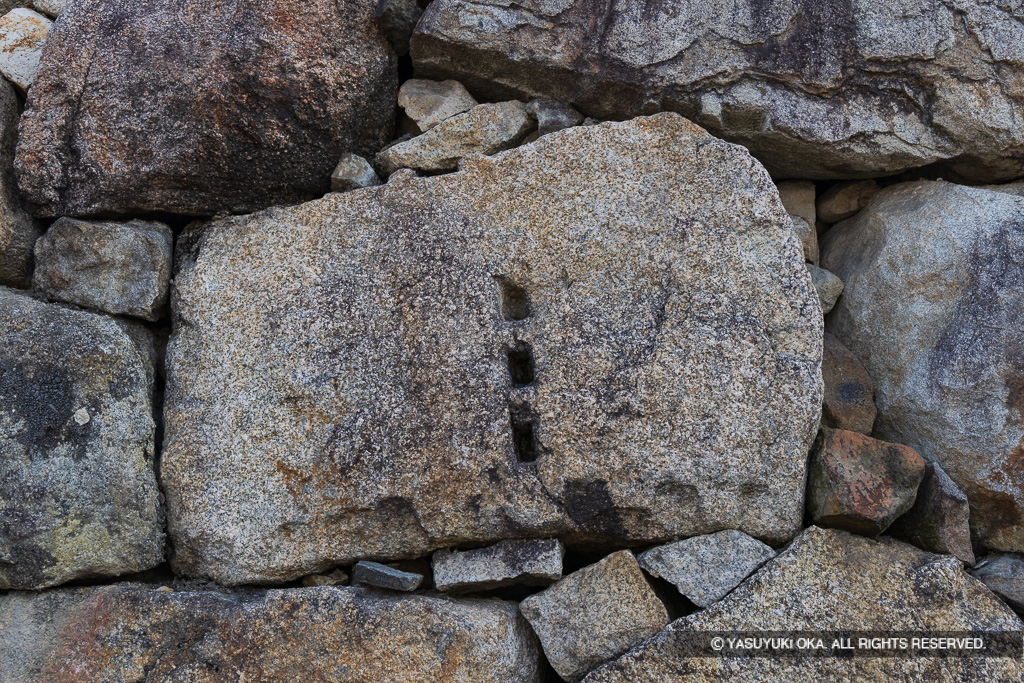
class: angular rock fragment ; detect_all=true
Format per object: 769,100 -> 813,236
817,180 -> 880,223
331,153 -> 381,193
821,332 -> 877,435
0,77 -> 40,288
0,8 -> 49,92
970,555 -> 1024,614
301,567 -> 348,587
528,98 -> 584,137
164,114 -> 822,584
809,428 -> 925,536
806,264 -> 842,313
637,530 -> 775,608
15,0 -> 397,217
33,218 -> 173,321
776,180 -> 815,226
792,216 -> 818,264
822,181 -> 1024,552
586,527 -> 1024,682
399,78 -> 478,132
520,551 -> 668,682
414,0 -> 1024,182
0,288 -> 162,589
433,539 -> 564,593
351,560 -> 423,592
0,584 -> 542,682
376,101 -> 533,174
30,0 -> 64,18
890,460 -> 975,565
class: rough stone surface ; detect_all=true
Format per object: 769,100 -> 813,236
331,153 -> 381,193
163,114 -> 823,584
0,8 -> 49,92
637,530 -> 776,608
15,0 -> 397,217
399,78 -> 479,132
586,527 -> 1024,682
351,560 -> 424,592
375,0 -> 423,56
890,460 -> 975,565
0,287 -> 162,589
0,76 -> 39,288
413,0 -> 1024,182
433,539 -> 564,592
821,332 -> 877,434
520,550 -> 668,682
376,101 -> 533,174
821,180 -> 1024,553
32,218 -> 173,321
806,264 -> 842,314
818,179 -> 880,223
301,567 -> 348,587
792,216 -> 818,264
809,428 -> 925,536
985,181 -> 1024,198
29,0 -> 63,17
776,180 -> 815,226
0,584 -> 542,682
528,98 -> 584,136
970,555 -> 1024,614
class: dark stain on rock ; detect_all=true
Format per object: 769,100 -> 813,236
0,360 -> 84,456
563,479 -> 627,539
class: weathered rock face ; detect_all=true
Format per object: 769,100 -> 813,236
32,218 -> 173,321
0,8 -> 50,92
398,78 -> 479,132
821,181 -> 1024,553
890,460 -> 975,564
352,560 -> 424,592
433,539 -> 564,592
15,0 -> 396,217
0,288 -> 162,589
520,550 -> 668,682
818,179 -> 880,223
971,555 -> 1024,614
0,77 -> 40,288
586,527 -> 1024,682
163,114 -> 822,584
806,264 -> 842,314
821,332 -> 876,434
413,0 -> 1024,182
0,584 -> 542,682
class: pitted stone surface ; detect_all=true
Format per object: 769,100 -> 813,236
164,114 -> 822,584
0,287 -> 162,589
413,0 -> 1024,182
0,584 -> 542,682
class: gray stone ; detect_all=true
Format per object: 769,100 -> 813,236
375,0 -> 423,56
0,76 -> 39,288
0,287 -> 163,589
792,216 -> 818,265
15,0 -> 396,217
806,264 -> 842,314
970,555 -> 1024,614
0,8 -> 49,92
520,550 -> 668,682
586,527 -> 1024,682
163,114 -> 822,585
637,530 -> 776,608
890,460 -> 975,565
376,101 -> 533,174
984,181 -> 1024,198
821,180 -> 1024,553
413,0 -> 1024,182
29,0 -> 64,18
433,539 -> 564,592
776,180 -> 815,226
351,560 -> 423,592
300,568 -> 348,587
398,78 -> 479,132
0,584 -> 542,682
821,332 -> 877,435
330,153 -> 381,193
528,98 -> 584,136
32,218 -> 173,321
818,179 -> 880,223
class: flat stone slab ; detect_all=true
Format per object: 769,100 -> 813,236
0,287 -> 162,589
163,113 -> 822,584
433,539 -> 564,592
351,560 -> 423,592
0,584 -> 542,682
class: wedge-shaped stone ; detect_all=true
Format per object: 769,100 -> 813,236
0,288 -> 162,589
586,527 -> 1024,682
0,584 -> 541,682
434,539 -> 564,592
164,113 -> 822,584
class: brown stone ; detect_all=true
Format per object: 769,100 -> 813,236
821,332 -> 877,434
890,460 -> 975,564
808,428 -> 925,536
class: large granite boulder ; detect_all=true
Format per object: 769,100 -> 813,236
0,77 -> 39,288
586,527 -> 1024,682
15,0 -> 396,217
821,181 -> 1024,553
0,584 -> 541,682
0,288 -> 163,589
163,113 -> 822,584
413,0 -> 1024,182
